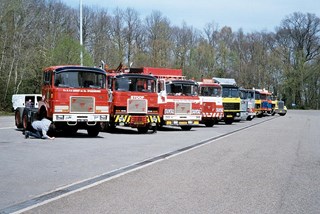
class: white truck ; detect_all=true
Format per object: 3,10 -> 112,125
12,94 -> 42,128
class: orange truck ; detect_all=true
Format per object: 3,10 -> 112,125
102,65 -> 160,133
20,65 -> 110,137
255,89 -> 271,117
197,79 -> 224,126
138,67 -> 202,131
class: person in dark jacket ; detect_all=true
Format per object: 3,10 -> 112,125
25,118 -> 55,140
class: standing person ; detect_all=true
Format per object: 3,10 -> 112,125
25,118 -> 55,140
26,99 -> 33,108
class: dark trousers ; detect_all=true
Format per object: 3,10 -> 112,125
29,128 -> 42,138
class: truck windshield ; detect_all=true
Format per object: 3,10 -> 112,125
54,71 -> 106,89
222,87 -> 239,98
200,86 -> 221,97
255,93 -> 261,100
166,82 -> 198,96
115,76 -> 156,92
260,94 -> 267,100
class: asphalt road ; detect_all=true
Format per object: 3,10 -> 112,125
1,110 -> 320,213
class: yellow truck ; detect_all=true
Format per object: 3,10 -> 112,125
213,78 -> 241,124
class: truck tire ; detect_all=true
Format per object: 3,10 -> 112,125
204,121 -> 214,127
87,125 -> 100,137
225,118 -> 233,125
181,126 -> 192,131
22,108 -> 32,130
15,108 -> 23,128
137,126 -> 149,134
246,116 -> 253,121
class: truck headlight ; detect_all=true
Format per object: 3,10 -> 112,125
164,109 -> 175,114
191,109 -> 201,115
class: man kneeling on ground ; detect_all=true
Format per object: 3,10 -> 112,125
25,117 -> 55,140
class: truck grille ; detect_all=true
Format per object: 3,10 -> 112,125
278,101 -> 284,109
127,99 -> 147,114
175,102 -> 191,114
70,96 -> 94,113
223,103 -> 240,111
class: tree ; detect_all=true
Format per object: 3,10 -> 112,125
276,12 -> 320,108
145,11 -> 172,67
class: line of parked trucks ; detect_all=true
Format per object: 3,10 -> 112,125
12,65 -> 287,137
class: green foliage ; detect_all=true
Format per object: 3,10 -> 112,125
49,34 -> 93,66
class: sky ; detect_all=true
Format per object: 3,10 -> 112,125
62,0 -> 320,33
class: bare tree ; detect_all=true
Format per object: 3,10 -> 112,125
276,12 -> 320,107
145,10 -> 172,67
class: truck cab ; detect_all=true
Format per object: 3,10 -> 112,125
239,88 -> 256,121
140,67 -> 202,131
198,79 -> 223,127
103,66 -> 160,133
23,65 -> 110,137
213,78 -> 241,124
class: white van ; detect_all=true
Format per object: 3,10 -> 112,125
12,94 -> 42,111
12,94 -> 42,128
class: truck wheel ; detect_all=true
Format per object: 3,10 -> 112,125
225,118 -> 233,125
181,126 -> 192,131
15,109 -> 23,128
279,113 -> 286,116
246,116 -> 253,121
137,126 -> 149,134
204,121 -> 214,127
22,109 -> 31,130
87,125 -> 100,137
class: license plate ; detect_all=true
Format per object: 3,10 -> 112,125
77,119 -> 88,122
179,121 -> 188,125
134,122 -> 145,125
226,115 -> 233,118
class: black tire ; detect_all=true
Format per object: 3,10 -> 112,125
181,126 -> 192,131
225,118 -> 233,125
87,125 -> 100,137
279,113 -> 286,116
15,110 -> 23,128
204,121 -> 214,127
246,116 -> 253,121
22,109 -> 32,130
137,126 -> 149,134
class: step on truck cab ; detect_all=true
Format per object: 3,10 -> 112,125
198,79 -> 224,127
213,78 -> 241,124
140,67 -> 201,131
22,65 -> 110,137
102,65 -> 160,133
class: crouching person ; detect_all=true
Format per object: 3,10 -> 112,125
25,117 -> 55,140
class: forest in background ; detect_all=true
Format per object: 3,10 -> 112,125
0,0 -> 319,112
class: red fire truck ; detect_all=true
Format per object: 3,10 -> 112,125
197,79 -> 224,127
21,65 -> 110,137
102,65 -> 160,133
138,67 -> 202,131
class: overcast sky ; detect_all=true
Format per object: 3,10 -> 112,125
62,0 -> 320,32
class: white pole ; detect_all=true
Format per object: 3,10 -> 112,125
80,0 -> 83,66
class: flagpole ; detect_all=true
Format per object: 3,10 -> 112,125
80,0 -> 83,66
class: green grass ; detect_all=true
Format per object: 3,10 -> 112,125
0,111 -> 14,116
